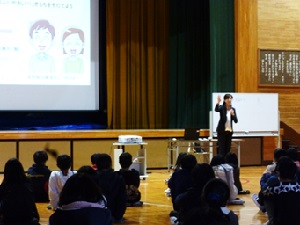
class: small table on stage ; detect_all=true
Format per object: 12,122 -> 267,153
112,142 -> 148,179
167,138 -> 243,171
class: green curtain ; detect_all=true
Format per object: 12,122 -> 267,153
210,0 -> 235,93
168,0 -> 234,129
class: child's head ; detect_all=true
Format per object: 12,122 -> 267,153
3,158 -> 27,184
91,153 -> 101,165
174,152 -> 188,168
202,178 -> 230,208
58,173 -> 103,206
273,148 -> 286,162
56,154 -> 71,171
276,156 -> 297,181
181,154 -> 197,171
210,155 -> 225,167
95,153 -> 112,171
287,147 -> 298,162
192,163 -> 215,188
119,152 -> 132,169
224,152 -> 238,166
77,165 -> 97,177
33,150 -> 48,164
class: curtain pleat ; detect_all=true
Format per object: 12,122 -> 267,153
168,0 -> 211,128
106,0 -> 169,129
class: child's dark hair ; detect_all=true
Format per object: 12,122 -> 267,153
173,152 -> 188,171
287,147 -> 298,161
58,173 -> 104,206
202,178 -> 230,208
225,152 -> 238,166
77,165 -> 97,177
56,154 -> 71,171
91,153 -> 101,165
192,163 -> 215,188
210,155 -> 225,167
273,148 -> 286,162
3,158 -> 27,184
181,154 -> 197,171
275,156 -> 297,180
95,153 -> 112,171
119,152 -> 132,169
33,150 -> 48,164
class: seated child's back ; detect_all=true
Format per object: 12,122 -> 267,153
27,150 -> 51,202
118,152 -> 142,206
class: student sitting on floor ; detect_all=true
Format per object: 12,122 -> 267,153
94,153 -> 127,223
202,178 -> 239,225
210,155 -> 244,205
225,152 -> 250,194
49,173 -> 112,225
168,154 -> 197,211
165,152 -> 188,197
27,150 -> 52,202
0,158 -> 40,225
252,148 -> 287,214
262,156 -> 300,225
173,163 -> 215,224
118,152 -> 143,207
48,154 -> 76,210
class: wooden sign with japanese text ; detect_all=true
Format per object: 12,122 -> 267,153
259,49 -> 300,86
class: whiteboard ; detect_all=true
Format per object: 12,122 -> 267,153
211,93 -> 279,137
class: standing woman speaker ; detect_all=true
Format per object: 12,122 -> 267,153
215,94 -> 238,156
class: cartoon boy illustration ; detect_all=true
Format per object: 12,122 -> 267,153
29,19 -> 55,73
62,27 -> 84,73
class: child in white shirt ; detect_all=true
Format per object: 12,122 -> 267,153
48,154 -> 76,209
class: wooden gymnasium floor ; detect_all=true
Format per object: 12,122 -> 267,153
0,166 -> 268,225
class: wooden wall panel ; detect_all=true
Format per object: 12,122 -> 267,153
234,0 -> 258,92
258,0 -> 300,49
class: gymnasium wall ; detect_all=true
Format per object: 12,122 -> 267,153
235,0 -> 300,161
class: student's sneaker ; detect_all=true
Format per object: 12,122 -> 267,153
238,190 -> 250,194
170,216 -> 179,225
169,210 -> 179,224
165,188 -> 171,197
229,198 -> 245,205
252,193 -> 267,214
133,201 -> 143,207
252,193 -> 261,208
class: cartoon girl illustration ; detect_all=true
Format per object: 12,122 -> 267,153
62,27 -> 84,73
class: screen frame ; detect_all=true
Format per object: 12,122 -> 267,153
0,0 -> 107,130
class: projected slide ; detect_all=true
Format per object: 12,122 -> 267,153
0,0 -> 102,111
0,0 -> 91,85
